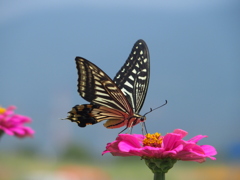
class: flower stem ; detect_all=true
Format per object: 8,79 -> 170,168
154,172 -> 165,180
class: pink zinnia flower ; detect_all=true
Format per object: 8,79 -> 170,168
0,106 -> 34,138
102,129 -> 217,163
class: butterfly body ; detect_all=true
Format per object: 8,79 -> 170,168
66,39 -> 150,129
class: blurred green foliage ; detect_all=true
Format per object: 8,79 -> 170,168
0,145 -> 239,180
1,151 -> 240,180
60,142 -> 92,161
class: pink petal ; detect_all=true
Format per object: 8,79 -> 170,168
173,129 -> 188,138
201,145 -> 217,157
188,135 -> 208,143
1,127 -> 14,135
162,133 -> 182,150
176,151 -> 207,162
162,144 -> 184,157
120,134 -> 144,147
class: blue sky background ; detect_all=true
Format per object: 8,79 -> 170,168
1,0 -> 240,159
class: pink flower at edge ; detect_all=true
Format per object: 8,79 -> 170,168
0,106 -> 35,138
102,129 -> 217,163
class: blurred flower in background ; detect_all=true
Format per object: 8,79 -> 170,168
0,105 -> 34,138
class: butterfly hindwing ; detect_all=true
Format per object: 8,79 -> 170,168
67,104 -> 130,128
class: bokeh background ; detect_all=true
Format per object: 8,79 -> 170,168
1,0 -> 240,179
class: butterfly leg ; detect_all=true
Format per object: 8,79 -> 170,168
141,122 -> 148,135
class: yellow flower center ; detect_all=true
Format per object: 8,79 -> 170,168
143,132 -> 163,147
0,107 -> 6,114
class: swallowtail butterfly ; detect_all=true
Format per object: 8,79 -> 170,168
66,39 -> 150,130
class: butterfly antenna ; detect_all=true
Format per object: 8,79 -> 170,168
143,100 -> 168,117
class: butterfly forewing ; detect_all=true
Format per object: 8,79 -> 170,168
75,57 -> 133,115
113,39 -> 150,114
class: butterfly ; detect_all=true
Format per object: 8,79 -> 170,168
66,39 -> 150,130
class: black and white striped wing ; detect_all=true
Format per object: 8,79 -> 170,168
113,39 -> 150,114
75,57 -> 133,116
